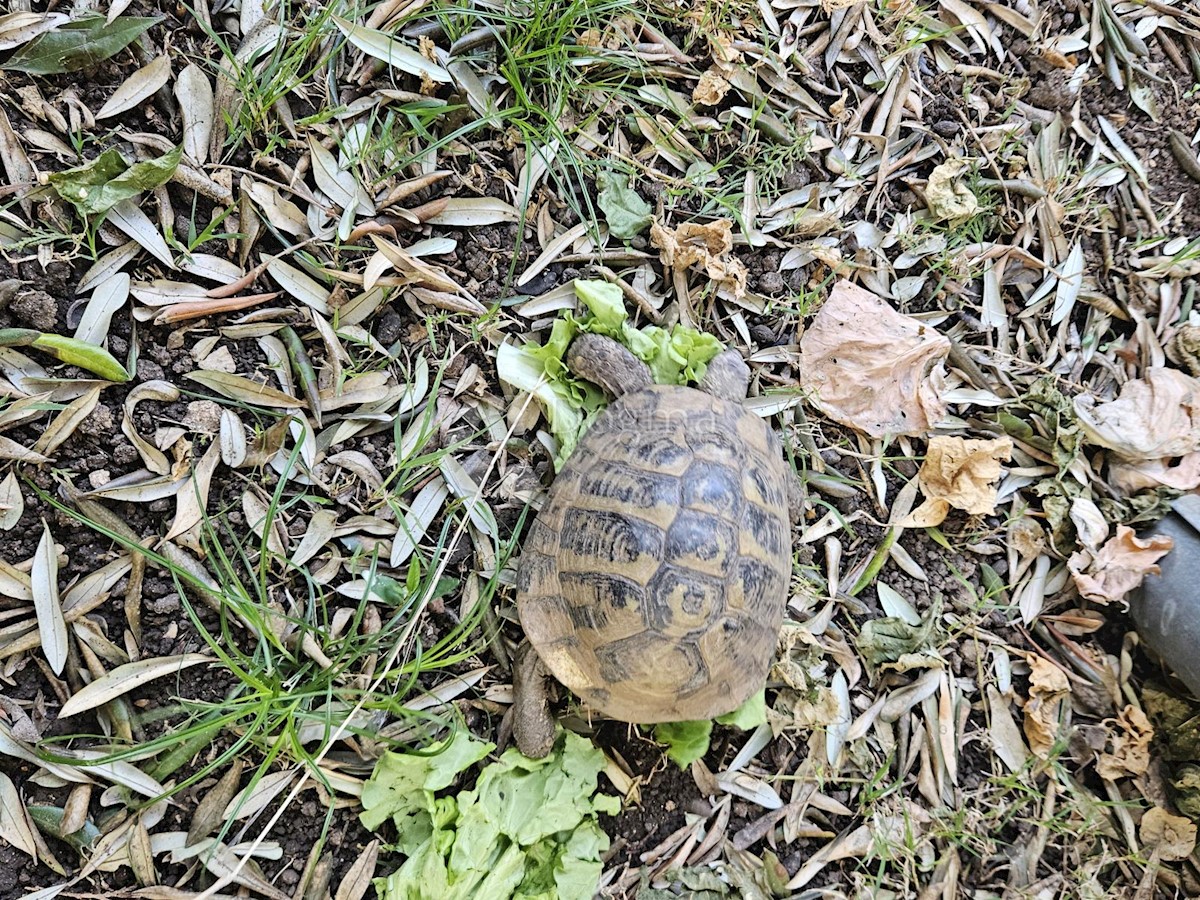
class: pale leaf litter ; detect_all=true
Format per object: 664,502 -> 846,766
0,0 -> 1197,897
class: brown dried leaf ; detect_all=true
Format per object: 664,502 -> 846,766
918,436 -> 1012,515
650,218 -> 747,298
799,280 -> 951,437
1096,705 -> 1153,780
1069,526 -> 1173,605
925,159 -> 979,223
692,68 -> 730,106
1140,807 -> 1197,861
1023,656 -> 1069,758
1075,367 -> 1200,460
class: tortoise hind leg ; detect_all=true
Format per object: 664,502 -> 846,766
512,642 -> 557,758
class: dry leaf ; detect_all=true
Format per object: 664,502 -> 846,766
31,520 -> 67,676
1110,454 -> 1200,493
1069,526 -> 1173,605
799,280 -> 951,437
1023,655 -> 1069,758
1075,367 -> 1200,460
692,68 -> 730,106
918,436 -> 1012,515
96,54 -> 170,119
925,159 -> 979,223
175,63 -> 215,165
650,218 -> 747,298
1096,705 -> 1153,780
1140,807 -> 1197,861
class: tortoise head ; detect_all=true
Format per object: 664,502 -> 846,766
566,333 -> 749,401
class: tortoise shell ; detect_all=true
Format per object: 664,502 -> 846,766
516,383 -> 791,723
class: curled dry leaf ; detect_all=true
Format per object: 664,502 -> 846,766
650,218 -> 747,298
692,68 -> 731,106
1069,525 -> 1173,605
799,280 -> 950,437
1140,807 -> 1197,861
917,436 -> 1012,518
122,380 -> 181,475
1096,705 -> 1153,780
1075,369 -> 1200,489
1023,655 -> 1069,758
925,159 -> 979,223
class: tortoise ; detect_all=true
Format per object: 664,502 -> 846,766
512,332 -> 794,758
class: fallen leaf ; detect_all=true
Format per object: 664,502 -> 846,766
1023,655 -> 1069,758
1069,526 -> 1173,605
1096,705 -> 1153,780
799,280 -> 951,437
918,436 -> 1012,515
925,159 -> 978,223
31,520 -> 67,676
650,218 -> 747,298
1075,367 -> 1200,460
692,68 -> 730,106
96,53 -> 170,119
1141,807 -> 1197,861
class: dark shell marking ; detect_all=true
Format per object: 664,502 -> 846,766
517,384 -> 791,724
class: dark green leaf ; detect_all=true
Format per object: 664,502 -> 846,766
2,15 -> 161,75
50,145 -> 182,216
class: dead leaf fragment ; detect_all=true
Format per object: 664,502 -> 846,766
925,159 -> 979,223
1097,705 -> 1153,780
1069,526 -> 1173,605
918,436 -> 1012,515
1141,807 -> 1197,861
799,280 -> 951,437
1075,367 -> 1200,460
651,218 -> 747,298
692,68 -> 730,106
1023,655 -> 1069,758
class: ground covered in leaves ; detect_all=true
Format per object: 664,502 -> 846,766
1,0 -> 1200,897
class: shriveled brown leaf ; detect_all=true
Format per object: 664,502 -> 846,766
1075,367 -> 1200,460
1070,526 -> 1173,605
1097,705 -> 1153,780
799,280 -> 950,437
650,218 -> 747,298
1023,656 -> 1069,758
918,436 -> 1012,515
1140,807 -> 1197,861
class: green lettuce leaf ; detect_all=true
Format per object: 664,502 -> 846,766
497,279 -> 724,469
596,172 -> 652,240
365,731 -> 618,900
653,720 -> 713,769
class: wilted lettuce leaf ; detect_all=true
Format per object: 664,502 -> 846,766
49,145 -> 182,217
596,172 -> 652,240
364,731 -> 619,900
